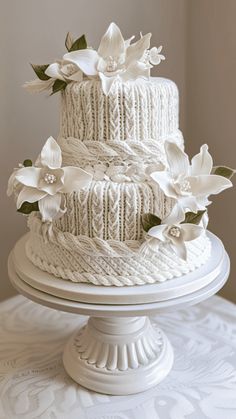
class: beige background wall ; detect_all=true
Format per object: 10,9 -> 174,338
0,0 -> 235,302
186,0 -> 236,302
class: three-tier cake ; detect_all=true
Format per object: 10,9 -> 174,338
8,23 -> 233,287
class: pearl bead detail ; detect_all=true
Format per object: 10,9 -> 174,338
44,173 -> 57,184
169,226 -> 181,238
180,179 -> 191,193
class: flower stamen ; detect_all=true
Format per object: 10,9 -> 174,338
169,226 -> 181,238
44,173 -> 57,184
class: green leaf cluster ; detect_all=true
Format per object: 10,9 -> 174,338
212,166 -> 235,180
23,159 -> 32,167
51,79 -> 67,95
31,64 -> 50,81
141,213 -> 162,232
17,201 -> 39,215
65,32 -> 87,52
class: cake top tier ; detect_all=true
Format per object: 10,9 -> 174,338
24,22 -> 165,96
60,77 -> 182,145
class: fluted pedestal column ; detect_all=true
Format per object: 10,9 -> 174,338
63,316 -> 174,395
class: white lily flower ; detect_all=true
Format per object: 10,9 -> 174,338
150,142 -> 232,224
63,22 -> 163,95
11,137 -> 92,222
148,223 -> 203,260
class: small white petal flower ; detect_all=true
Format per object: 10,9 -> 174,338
149,46 -> 165,65
8,137 -> 92,222
151,141 -> 232,223
148,222 -> 203,260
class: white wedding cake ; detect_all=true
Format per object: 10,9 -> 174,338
8,23 -> 234,286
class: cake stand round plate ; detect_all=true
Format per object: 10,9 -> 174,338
8,233 -> 230,395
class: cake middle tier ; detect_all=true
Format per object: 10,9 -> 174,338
54,181 -> 172,241
60,77 -> 181,142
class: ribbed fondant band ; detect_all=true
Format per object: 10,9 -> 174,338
60,77 -> 181,142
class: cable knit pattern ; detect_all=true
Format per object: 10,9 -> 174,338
26,215 -> 211,286
53,181 -> 170,240
26,76 -> 212,286
59,78 -> 181,142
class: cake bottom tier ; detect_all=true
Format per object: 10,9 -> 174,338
26,214 -> 211,287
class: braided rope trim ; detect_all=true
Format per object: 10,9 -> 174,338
58,136 -> 182,161
26,234 -> 211,286
28,214 -> 144,258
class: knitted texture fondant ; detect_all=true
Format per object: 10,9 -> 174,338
26,77 -> 211,286
59,78 -> 181,143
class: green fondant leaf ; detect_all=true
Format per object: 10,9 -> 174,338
69,34 -> 87,52
17,201 -> 39,215
65,32 -> 74,51
141,213 -> 162,232
212,166 -> 236,180
31,64 -> 50,81
23,159 -> 32,167
182,210 -> 206,225
51,79 -> 67,95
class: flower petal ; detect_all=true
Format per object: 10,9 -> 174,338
61,167 -> 92,193
150,171 -> 178,198
121,62 -> 150,82
99,72 -> 117,95
45,63 -> 65,81
148,224 -> 167,241
163,202 -> 186,224
7,170 -> 19,196
165,141 -> 190,177
98,22 -> 125,59
170,239 -> 187,260
124,35 -> 135,48
180,224 -> 203,241
16,186 -> 47,209
38,193 -> 62,222
40,137 -> 62,169
125,33 -> 151,66
188,174 -> 232,197
179,195 -> 201,212
15,167 -> 41,188
190,144 -> 213,176
63,49 -> 99,76
149,46 -> 165,65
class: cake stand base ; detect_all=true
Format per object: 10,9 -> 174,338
8,232 -> 230,395
63,316 -> 173,395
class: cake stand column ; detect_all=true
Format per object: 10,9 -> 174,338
63,315 -> 174,395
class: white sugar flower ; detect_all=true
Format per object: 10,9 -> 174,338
45,60 -> 83,82
11,137 -> 92,222
24,61 -> 83,94
63,22 -> 164,95
148,223 -> 203,260
142,46 -> 165,66
150,142 -> 232,224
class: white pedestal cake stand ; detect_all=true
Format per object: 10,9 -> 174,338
8,232 -> 230,395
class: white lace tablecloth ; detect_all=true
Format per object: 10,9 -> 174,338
0,295 -> 236,419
